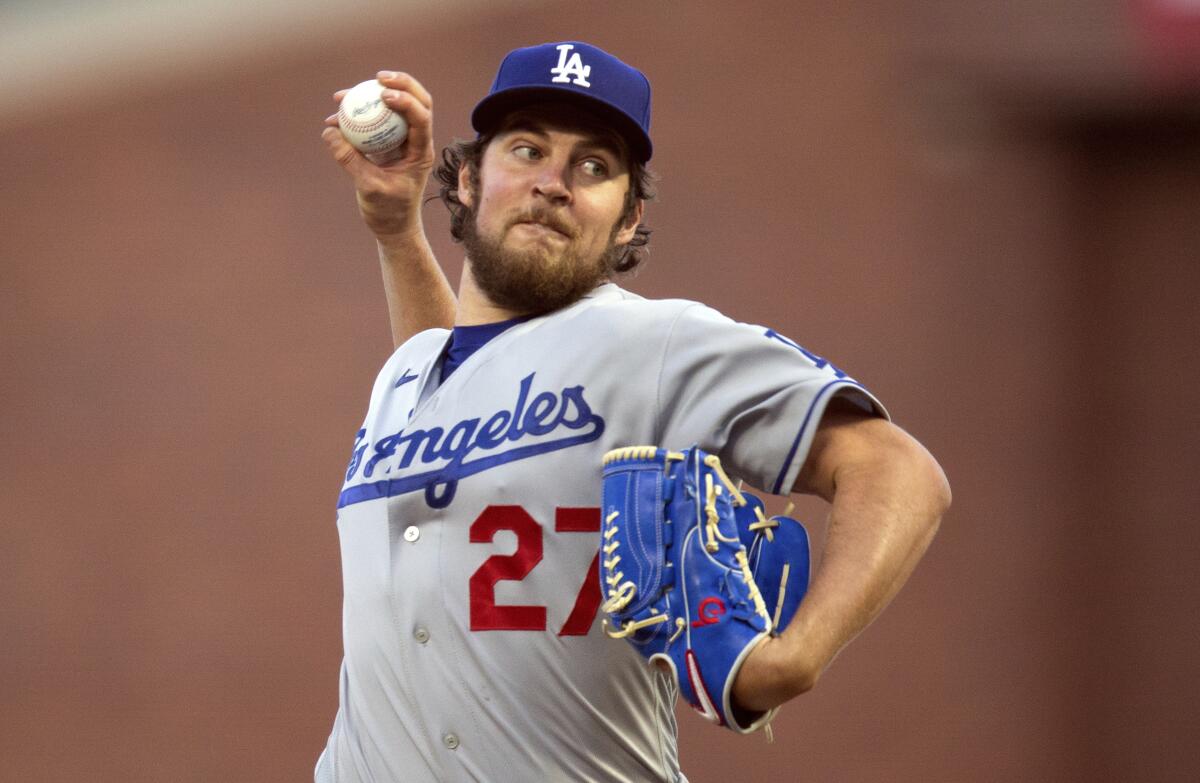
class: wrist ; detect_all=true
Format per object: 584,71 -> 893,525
775,611 -> 830,695
355,189 -> 425,243
733,626 -> 826,712
733,636 -> 792,712
374,222 -> 429,254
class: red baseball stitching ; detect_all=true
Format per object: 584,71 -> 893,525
338,102 -> 398,134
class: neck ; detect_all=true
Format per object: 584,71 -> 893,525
455,262 -> 529,326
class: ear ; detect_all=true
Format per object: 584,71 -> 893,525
457,163 -> 474,208
614,199 -> 644,246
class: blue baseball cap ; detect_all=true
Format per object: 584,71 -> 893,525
471,41 -> 653,162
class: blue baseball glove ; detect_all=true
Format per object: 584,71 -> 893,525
599,445 -> 810,733
735,493 -> 811,635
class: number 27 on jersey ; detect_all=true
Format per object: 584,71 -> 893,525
469,505 -> 601,636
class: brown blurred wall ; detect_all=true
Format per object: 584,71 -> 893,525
3,2 -> 1199,781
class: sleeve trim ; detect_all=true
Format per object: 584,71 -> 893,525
770,379 -> 886,495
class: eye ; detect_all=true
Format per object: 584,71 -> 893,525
513,145 -> 542,160
580,159 -> 609,178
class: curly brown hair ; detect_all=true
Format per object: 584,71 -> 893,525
432,127 -> 655,275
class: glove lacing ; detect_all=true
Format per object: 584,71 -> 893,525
601,510 -> 670,639
702,455 -> 770,623
740,495 -> 797,629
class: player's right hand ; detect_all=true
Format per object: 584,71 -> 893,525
321,71 -> 435,242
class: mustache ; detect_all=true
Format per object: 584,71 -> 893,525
509,209 -> 578,238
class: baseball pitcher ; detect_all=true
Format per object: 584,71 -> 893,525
317,41 -> 951,782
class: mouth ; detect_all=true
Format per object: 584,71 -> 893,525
512,217 -> 573,240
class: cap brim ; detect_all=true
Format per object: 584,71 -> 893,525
471,86 -> 652,163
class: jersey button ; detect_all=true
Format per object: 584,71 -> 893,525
443,733 -> 459,750
414,627 -> 430,644
403,525 -> 420,543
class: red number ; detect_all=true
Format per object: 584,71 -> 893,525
469,506 -> 546,631
555,508 -> 602,637
467,506 -> 602,635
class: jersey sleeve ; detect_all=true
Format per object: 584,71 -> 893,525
655,304 -> 887,496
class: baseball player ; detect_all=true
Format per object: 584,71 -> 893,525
318,41 -> 950,782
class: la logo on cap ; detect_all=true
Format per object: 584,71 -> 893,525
550,43 -> 591,87
471,41 -> 653,161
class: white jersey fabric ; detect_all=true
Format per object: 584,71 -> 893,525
319,283 -> 885,782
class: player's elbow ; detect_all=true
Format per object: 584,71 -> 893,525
844,425 -> 951,558
889,433 -> 952,551
873,422 -> 951,519
907,434 -> 955,506
912,440 -> 952,527
931,460 -> 952,520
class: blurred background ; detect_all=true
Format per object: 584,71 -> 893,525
3,1 -> 1199,781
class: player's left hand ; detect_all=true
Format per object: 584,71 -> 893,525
321,71 -> 435,241
598,446 -> 811,733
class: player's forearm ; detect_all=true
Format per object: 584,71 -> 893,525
377,230 -> 457,348
791,444 -> 948,679
735,436 -> 950,710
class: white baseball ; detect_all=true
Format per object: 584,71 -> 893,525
338,80 -> 409,164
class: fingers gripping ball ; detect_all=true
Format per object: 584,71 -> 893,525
337,80 -> 409,164
599,446 -> 778,733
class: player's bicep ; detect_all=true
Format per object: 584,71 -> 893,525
791,396 -> 895,501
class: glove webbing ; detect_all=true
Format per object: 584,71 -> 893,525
739,491 -> 798,628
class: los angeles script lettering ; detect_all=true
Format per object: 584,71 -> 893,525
340,372 -> 605,509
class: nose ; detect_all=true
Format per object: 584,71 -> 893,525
533,162 -> 571,204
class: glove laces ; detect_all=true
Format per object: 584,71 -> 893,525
702,455 -> 770,622
702,455 -> 744,554
601,509 -> 669,639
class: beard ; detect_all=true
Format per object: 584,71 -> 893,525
462,204 -> 623,316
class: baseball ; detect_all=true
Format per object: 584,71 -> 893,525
337,79 -> 409,163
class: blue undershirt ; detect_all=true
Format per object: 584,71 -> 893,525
440,316 -> 531,383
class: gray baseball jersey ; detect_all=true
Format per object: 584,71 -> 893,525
318,283 -> 885,782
